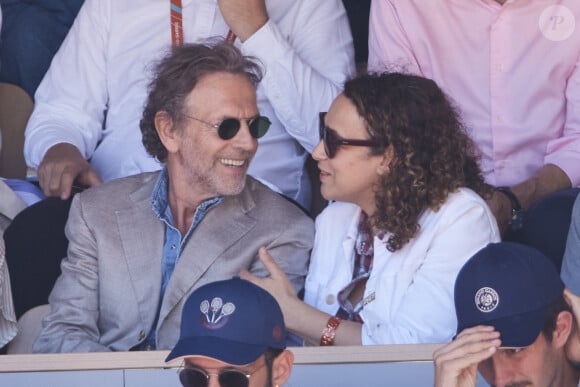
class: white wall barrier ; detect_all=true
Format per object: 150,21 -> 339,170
0,344 -> 492,386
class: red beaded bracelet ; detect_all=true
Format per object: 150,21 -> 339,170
320,316 -> 342,346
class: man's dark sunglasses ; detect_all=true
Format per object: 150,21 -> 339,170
319,112 -> 380,158
183,114 -> 271,140
179,364 -> 265,387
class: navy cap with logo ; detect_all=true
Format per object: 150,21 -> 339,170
166,277 -> 286,365
454,242 -> 564,348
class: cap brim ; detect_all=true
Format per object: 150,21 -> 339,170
165,335 -> 267,365
480,307 -> 546,348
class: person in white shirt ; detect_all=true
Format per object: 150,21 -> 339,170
242,72 -> 500,345
25,0 -> 354,207
6,0 -> 354,319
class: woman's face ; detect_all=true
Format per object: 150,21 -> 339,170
312,94 -> 390,215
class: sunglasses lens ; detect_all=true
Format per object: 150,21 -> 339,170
179,368 -> 209,387
319,112 -> 335,158
219,370 -> 250,387
249,116 -> 271,139
218,118 -> 242,140
323,127 -> 337,158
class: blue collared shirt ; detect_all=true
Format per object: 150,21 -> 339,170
140,168 -> 222,350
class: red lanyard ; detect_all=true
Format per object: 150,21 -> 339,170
170,0 -> 236,46
170,0 -> 184,46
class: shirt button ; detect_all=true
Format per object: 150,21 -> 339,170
326,294 -> 335,305
171,244 -> 176,250
138,330 -> 146,341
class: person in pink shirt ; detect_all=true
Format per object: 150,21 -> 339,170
368,0 -> 580,269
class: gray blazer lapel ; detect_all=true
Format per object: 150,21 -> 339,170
116,178 -> 164,328
158,185 -> 257,324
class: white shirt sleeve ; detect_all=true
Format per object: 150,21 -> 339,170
241,0 -> 356,152
24,0 -> 111,168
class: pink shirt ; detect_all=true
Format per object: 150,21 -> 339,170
369,0 -> 580,187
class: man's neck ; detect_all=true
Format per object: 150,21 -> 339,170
494,0 -> 507,5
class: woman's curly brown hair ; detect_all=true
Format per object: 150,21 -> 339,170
343,72 -> 491,252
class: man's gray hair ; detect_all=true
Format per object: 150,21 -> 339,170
140,40 -> 263,162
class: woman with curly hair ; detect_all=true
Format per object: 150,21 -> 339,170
242,72 -> 500,345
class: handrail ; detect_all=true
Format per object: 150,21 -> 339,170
0,344 -> 442,373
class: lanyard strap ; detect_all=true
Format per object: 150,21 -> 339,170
170,0 -> 184,46
170,0 -> 237,46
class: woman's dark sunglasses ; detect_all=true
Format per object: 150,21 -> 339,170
319,112 -> 380,158
183,114 -> 271,140
179,364 -> 265,387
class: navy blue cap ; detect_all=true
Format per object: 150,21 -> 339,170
166,277 -> 286,365
455,242 -> 564,348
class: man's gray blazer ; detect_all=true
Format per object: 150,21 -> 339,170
33,172 -> 314,353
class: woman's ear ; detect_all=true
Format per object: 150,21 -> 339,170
376,145 -> 395,176
271,350 -> 294,386
155,111 -> 180,154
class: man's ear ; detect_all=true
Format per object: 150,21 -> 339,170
271,350 -> 294,386
155,111 -> 180,154
552,310 -> 573,349
376,145 -> 394,176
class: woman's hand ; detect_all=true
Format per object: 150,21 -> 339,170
241,247 -> 364,345
240,247 -> 300,321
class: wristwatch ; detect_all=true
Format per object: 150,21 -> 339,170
496,187 -> 525,232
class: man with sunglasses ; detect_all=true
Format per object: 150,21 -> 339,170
32,42 -> 313,353
5,0 -> 354,321
434,242 -> 579,387
167,277 -> 294,387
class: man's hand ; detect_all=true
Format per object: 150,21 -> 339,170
38,143 -> 102,199
487,165 -> 572,237
433,326 -> 500,387
217,0 -> 268,42
486,190 -> 513,236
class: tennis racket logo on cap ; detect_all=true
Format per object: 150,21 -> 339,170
200,297 -> 236,329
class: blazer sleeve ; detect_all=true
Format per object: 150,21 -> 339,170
33,194 -> 110,353
248,206 -> 314,293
